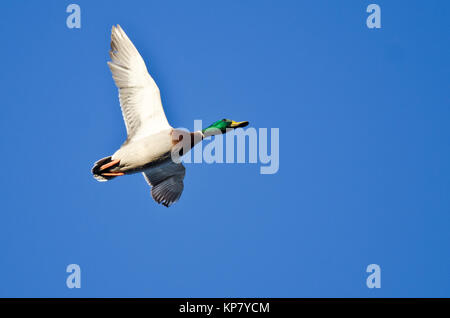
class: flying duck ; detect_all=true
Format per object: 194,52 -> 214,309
92,25 -> 249,207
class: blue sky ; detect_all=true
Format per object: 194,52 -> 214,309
0,1 -> 449,297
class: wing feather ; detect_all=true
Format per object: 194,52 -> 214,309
142,159 -> 186,207
108,25 -> 171,140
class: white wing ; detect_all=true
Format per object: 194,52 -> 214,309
108,25 -> 171,141
143,159 -> 186,207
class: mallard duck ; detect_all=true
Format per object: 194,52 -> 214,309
92,25 -> 249,207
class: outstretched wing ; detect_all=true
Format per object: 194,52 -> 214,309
143,159 -> 186,207
108,25 -> 171,141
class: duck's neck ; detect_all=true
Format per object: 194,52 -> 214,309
191,131 -> 205,144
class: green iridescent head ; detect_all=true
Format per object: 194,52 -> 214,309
202,119 -> 249,137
